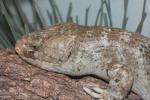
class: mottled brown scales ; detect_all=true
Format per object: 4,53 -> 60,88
15,23 -> 150,100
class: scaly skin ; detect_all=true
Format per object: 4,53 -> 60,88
15,23 -> 150,100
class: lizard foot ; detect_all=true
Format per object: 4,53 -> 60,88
83,86 -> 115,100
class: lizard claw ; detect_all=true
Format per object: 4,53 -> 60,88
83,86 -> 115,100
83,87 -> 100,98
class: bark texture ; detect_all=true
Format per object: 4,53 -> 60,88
0,49 -> 141,100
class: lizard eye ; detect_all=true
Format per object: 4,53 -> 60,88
32,45 -> 39,50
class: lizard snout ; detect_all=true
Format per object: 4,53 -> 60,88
15,36 -> 29,56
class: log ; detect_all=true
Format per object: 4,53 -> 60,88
0,49 -> 141,100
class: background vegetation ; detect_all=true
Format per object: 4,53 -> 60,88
0,0 -> 147,48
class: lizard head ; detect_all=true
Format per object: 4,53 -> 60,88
15,23 -> 79,60
15,29 -> 77,64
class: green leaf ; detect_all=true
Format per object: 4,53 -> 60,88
75,16 -> 79,24
105,0 -> 113,26
0,0 -> 21,41
48,0 -> 59,24
47,10 -> 54,25
66,2 -> 73,22
95,0 -> 104,26
85,5 -> 90,26
122,0 -> 128,29
104,13 -> 108,26
136,0 -> 147,33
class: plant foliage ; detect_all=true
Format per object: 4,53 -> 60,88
0,0 -> 147,48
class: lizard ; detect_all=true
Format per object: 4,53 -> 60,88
15,23 -> 150,100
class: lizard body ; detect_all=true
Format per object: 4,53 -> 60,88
15,23 -> 150,100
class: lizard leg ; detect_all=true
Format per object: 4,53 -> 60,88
83,64 -> 134,100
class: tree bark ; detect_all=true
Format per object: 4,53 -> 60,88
0,49 -> 141,100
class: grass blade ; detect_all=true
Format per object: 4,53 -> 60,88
32,0 -> 46,28
0,0 -> 21,42
47,10 -> 54,25
105,0 -> 113,26
136,0 -> 147,33
52,0 -> 63,22
76,16 -> 79,24
14,0 -> 30,34
0,30 -> 13,48
66,2 -> 73,22
85,6 -> 90,26
122,0 -> 128,29
95,0 -> 104,26
48,0 -> 59,23
99,5 -> 104,26
104,13 -> 108,26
